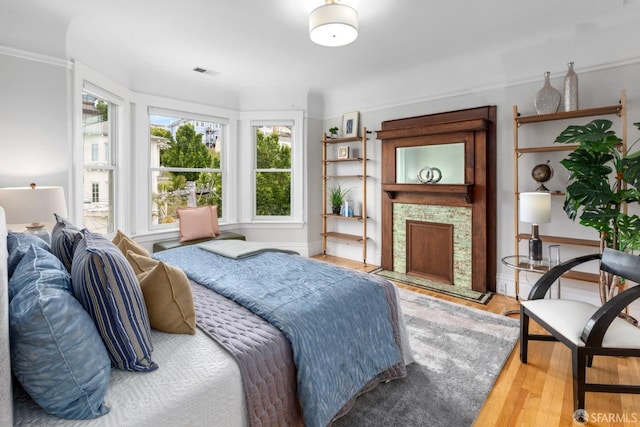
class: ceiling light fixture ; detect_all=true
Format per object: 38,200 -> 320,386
309,0 -> 358,47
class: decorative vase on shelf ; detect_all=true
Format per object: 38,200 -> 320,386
563,61 -> 578,112
534,71 -> 561,115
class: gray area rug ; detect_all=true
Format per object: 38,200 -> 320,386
334,288 -> 519,426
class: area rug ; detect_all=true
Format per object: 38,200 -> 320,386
372,268 -> 493,304
334,287 -> 519,427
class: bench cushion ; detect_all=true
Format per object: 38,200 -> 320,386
153,231 -> 246,253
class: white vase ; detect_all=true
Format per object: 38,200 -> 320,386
563,62 -> 579,112
534,71 -> 561,115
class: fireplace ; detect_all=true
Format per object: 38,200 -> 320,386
395,204 -> 472,288
377,107 -> 496,293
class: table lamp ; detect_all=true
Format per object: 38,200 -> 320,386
519,192 -> 551,261
0,183 -> 68,244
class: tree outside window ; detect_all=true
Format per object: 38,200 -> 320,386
255,126 -> 292,216
150,114 -> 223,225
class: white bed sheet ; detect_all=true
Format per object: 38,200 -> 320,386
12,329 -> 249,427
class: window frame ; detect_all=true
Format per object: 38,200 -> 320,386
239,111 -> 304,225
73,62 -> 131,236
147,107 -> 229,230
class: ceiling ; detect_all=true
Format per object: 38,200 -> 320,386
0,0 -> 637,103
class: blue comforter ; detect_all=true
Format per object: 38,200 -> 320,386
154,246 -> 402,427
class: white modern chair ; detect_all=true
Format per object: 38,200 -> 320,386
520,248 -> 640,421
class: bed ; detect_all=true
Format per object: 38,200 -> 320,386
0,206 -> 412,426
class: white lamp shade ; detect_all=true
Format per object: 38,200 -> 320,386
309,1 -> 358,47
0,186 -> 68,228
519,192 -> 551,224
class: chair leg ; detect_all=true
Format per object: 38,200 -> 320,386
572,348 -> 586,412
520,310 -> 529,364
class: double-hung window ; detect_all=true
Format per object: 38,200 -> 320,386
254,124 -> 292,217
81,89 -> 116,233
148,108 -> 226,226
242,111 -> 303,225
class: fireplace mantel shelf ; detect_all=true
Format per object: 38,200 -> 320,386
382,183 -> 474,203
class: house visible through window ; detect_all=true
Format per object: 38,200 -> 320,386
82,89 -> 115,234
149,111 -> 225,226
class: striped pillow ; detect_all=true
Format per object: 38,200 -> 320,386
50,213 -> 82,272
71,229 -> 157,372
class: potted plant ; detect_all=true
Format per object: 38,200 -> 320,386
328,184 -> 349,215
554,119 -> 640,305
329,127 -> 339,138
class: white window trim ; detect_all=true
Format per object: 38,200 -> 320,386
239,111 -> 304,225
134,95 -> 237,235
72,61 -> 132,235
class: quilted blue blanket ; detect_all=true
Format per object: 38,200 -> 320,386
154,246 -> 403,427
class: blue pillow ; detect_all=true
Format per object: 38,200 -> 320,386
9,245 -> 111,419
72,229 -> 157,372
6,230 -> 51,281
50,213 -> 82,273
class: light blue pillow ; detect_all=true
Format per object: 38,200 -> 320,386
72,229 -> 157,372
50,213 -> 82,273
6,230 -> 51,281
9,245 -> 111,419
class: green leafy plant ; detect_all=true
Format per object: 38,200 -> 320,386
328,184 -> 349,214
329,126 -> 339,137
555,119 -> 640,304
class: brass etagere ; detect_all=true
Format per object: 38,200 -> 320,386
321,127 -> 369,265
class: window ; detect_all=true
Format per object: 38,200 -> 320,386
91,143 -> 99,162
91,182 -> 99,203
254,125 -> 292,217
149,111 -> 225,225
82,90 -> 115,234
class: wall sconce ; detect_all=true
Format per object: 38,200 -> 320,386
0,183 -> 68,243
519,192 -> 551,261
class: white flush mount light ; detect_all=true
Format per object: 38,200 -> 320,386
309,0 -> 358,47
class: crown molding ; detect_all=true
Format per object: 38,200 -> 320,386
0,45 -> 72,69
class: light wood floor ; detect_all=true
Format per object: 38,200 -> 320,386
312,255 -> 640,427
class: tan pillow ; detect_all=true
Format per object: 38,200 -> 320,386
177,206 -> 216,242
128,251 -> 196,335
126,249 -> 156,275
113,230 -> 150,257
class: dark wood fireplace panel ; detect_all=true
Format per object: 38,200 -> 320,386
406,220 -> 453,284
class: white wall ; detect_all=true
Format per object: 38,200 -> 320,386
0,50 -> 72,202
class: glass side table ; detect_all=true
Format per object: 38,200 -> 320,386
502,245 -> 561,316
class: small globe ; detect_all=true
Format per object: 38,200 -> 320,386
531,162 -> 553,191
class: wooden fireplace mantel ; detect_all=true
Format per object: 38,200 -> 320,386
381,183 -> 474,203
377,106 -> 497,293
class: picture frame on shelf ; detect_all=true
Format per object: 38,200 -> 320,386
342,112 -> 359,138
338,146 -> 350,159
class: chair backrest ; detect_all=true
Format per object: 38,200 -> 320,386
600,248 -> 640,283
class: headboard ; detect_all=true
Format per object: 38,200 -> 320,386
0,207 -> 13,426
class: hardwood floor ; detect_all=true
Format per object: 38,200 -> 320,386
313,255 -> 640,427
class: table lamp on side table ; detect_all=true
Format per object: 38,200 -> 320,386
0,184 -> 68,244
519,192 -> 551,262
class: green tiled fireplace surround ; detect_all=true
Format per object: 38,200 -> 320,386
393,203 -> 473,290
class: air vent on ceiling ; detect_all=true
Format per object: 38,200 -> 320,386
193,67 -> 220,77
